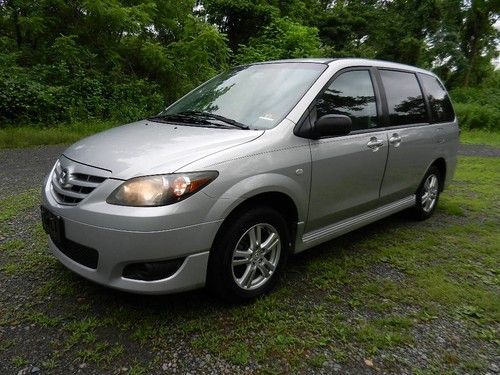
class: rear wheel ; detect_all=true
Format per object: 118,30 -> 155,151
207,206 -> 290,302
411,166 -> 441,220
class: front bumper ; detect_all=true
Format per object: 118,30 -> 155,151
42,157 -> 223,294
47,215 -> 220,294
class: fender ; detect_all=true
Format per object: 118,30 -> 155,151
203,172 -> 308,224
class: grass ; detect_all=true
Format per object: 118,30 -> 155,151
0,121 -> 118,149
460,129 -> 500,147
0,152 -> 499,372
0,189 -> 39,225
11,356 -> 28,367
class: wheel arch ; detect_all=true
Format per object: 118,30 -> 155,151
420,157 -> 447,192
211,191 -> 300,254
430,157 -> 447,191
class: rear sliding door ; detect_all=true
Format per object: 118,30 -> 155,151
377,69 -> 438,203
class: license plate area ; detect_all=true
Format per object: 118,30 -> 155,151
41,206 -> 65,245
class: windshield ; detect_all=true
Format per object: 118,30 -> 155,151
161,63 -> 327,130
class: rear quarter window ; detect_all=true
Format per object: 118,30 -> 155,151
420,74 -> 455,123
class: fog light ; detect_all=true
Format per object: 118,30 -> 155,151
122,258 -> 186,281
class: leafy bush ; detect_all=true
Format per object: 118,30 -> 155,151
450,71 -> 500,131
0,67 -> 65,124
107,79 -> 165,122
454,103 -> 500,131
450,73 -> 500,110
0,66 -> 165,125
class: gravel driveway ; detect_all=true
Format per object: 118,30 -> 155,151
0,145 -> 66,200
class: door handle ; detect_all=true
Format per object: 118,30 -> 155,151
367,137 -> 384,151
389,133 -> 402,147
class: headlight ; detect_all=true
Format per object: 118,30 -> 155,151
106,171 -> 218,207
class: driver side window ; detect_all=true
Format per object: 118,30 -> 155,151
316,70 -> 378,131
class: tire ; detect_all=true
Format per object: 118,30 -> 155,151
207,206 -> 290,302
411,165 -> 442,220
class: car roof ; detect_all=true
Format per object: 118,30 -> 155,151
252,58 -> 335,64
254,58 -> 436,77
328,58 -> 435,76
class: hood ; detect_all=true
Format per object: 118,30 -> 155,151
63,120 -> 264,179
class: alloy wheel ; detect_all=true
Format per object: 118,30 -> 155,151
421,174 -> 439,213
231,223 -> 281,290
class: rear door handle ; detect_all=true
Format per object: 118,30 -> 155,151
389,133 -> 402,147
367,137 -> 384,151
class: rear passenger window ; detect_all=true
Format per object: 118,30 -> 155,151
316,70 -> 378,131
420,74 -> 455,122
379,70 -> 427,126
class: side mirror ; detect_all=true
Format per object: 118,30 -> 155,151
313,115 -> 352,139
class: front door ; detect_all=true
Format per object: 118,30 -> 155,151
306,69 -> 388,232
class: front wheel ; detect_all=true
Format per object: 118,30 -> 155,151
411,166 -> 442,220
207,206 -> 290,302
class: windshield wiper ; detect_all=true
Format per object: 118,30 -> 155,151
147,113 -> 209,125
148,112 -> 250,130
179,111 -> 249,130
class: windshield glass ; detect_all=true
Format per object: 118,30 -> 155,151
161,63 -> 327,130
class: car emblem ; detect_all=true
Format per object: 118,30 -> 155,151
59,169 -> 70,186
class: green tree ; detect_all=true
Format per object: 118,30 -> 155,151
319,0 -> 441,66
200,0 -> 325,52
431,0 -> 499,87
200,0 -> 279,51
235,17 -> 330,64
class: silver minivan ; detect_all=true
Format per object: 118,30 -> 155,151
41,58 -> 459,301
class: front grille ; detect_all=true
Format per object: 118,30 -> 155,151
51,160 -> 107,205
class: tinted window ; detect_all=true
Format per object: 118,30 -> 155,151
380,70 -> 427,126
316,70 -> 378,131
420,74 -> 455,122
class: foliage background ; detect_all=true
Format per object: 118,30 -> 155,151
0,0 -> 498,130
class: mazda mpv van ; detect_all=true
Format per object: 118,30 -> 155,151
41,58 -> 458,301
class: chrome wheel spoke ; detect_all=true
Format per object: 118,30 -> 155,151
234,249 -> 252,259
430,176 -> 438,189
257,263 -> 270,277
232,249 -> 252,266
240,264 -> 257,289
424,179 -> 431,190
428,197 -> 436,210
421,192 -> 429,204
233,258 -> 251,266
262,239 -> 279,254
249,225 -> 262,249
261,233 -> 279,254
262,258 -> 275,273
424,198 -> 432,211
